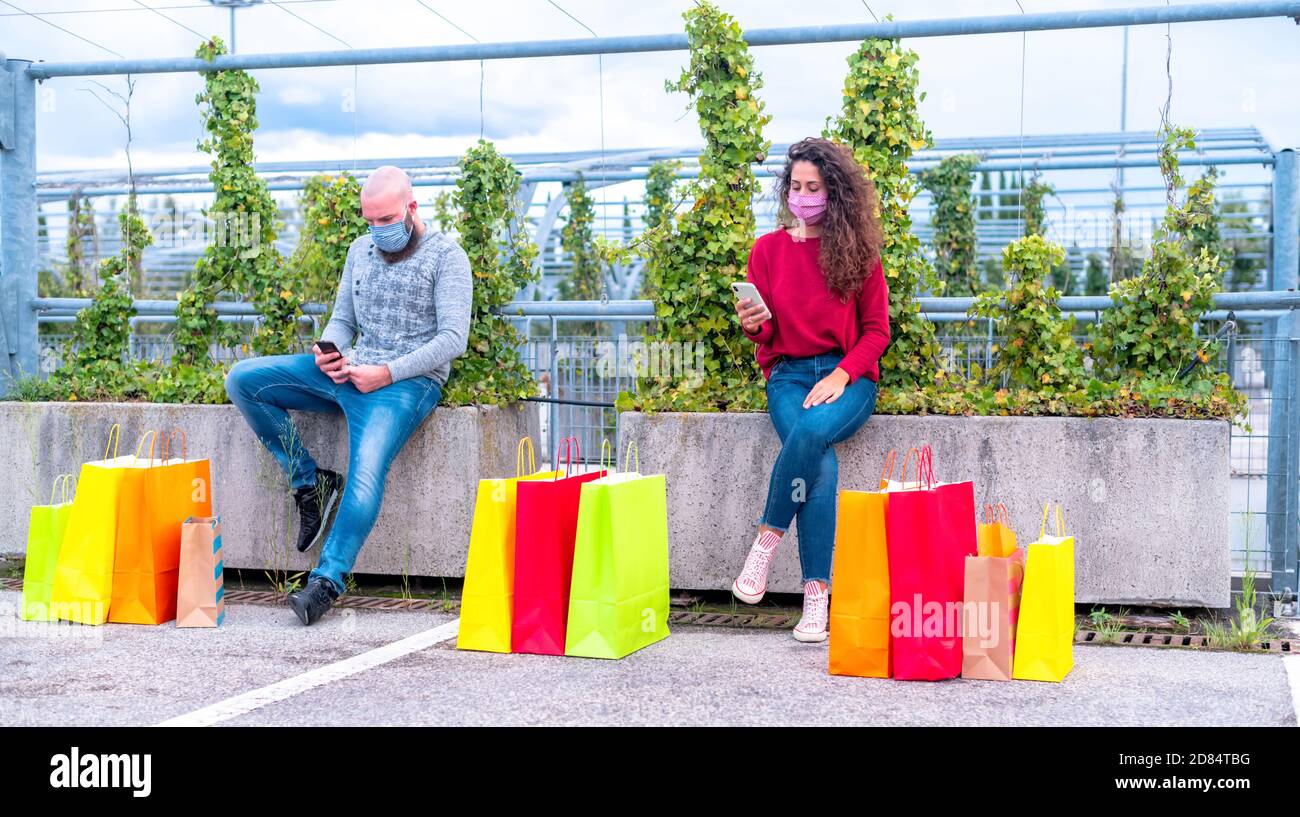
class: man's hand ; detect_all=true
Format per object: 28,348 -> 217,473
313,344 -> 350,385
348,363 -> 393,394
804,367 -> 851,408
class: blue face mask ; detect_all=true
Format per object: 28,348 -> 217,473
369,211 -> 412,252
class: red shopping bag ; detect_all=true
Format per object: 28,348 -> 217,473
885,446 -> 977,681
511,438 -> 607,655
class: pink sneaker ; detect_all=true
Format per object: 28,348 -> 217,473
793,581 -> 829,643
732,530 -> 781,604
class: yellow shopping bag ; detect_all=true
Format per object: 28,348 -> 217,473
50,424 -> 135,625
1012,502 -> 1075,682
457,438 -> 560,653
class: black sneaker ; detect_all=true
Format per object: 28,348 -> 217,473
293,468 -> 344,553
287,577 -> 340,626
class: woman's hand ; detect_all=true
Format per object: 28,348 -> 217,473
736,297 -> 770,335
804,367 -> 851,408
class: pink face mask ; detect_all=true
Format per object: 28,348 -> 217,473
787,189 -> 828,225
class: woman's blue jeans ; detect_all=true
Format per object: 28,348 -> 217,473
224,354 -> 441,595
760,352 -> 879,585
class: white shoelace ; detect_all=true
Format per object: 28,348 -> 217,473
737,534 -> 780,592
797,582 -> 829,631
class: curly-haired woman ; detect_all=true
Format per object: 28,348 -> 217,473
732,137 -> 891,642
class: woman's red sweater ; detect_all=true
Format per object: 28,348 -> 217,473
742,227 -> 891,384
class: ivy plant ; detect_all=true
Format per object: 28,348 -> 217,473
443,140 -> 539,406
824,29 -> 943,391
558,172 -> 602,301
291,172 -> 367,315
627,0 -> 771,412
970,235 -> 1084,391
920,153 -> 980,297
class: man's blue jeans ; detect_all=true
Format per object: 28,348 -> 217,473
224,354 -> 442,595
760,352 -> 879,585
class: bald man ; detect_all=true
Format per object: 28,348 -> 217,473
225,166 -> 472,625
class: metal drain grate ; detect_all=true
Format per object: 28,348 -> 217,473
3,573 -> 1293,649
1075,629 -> 1293,652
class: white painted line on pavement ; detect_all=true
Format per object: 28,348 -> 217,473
156,618 -> 460,727
1286,655 -> 1300,727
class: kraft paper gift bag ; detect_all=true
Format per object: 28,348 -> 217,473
177,516 -> 225,628
1012,502 -> 1076,683
110,430 -> 214,625
828,449 -> 902,679
51,424 -> 137,625
564,441 -> 671,660
457,438 -> 560,653
961,545 -> 1025,681
512,438 -> 607,655
885,445 -> 977,681
977,503 -> 1018,558
20,474 -> 76,622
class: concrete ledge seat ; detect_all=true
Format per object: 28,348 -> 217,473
1,404 -> 1230,607
619,411 -> 1231,608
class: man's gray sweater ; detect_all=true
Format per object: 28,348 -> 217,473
319,227 -> 472,386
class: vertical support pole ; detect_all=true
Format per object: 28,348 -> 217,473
1270,149 -> 1298,292
0,59 -> 37,393
1266,310 -> 1298,597
549,314 -> 558,467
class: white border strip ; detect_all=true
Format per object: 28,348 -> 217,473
156,618 -> 460,727
1285,654 -> 1300,727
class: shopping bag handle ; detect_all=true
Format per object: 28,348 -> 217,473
983,503 -> 995,524
134,430 -> 162,463
878,449 -> 897,490
554,436 -> 579,479
1039,501 -> 1064,537
50,473 -> 75,505
516,437 -> 537,477
161,427 -> 188,461
622,440 -> 639,474
599,438 -> 612,472
996,502 -> 1010,526
983,503 -> 1011,526
103,423 -> 122,460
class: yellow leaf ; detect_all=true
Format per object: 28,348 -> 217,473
1181,290 -> 1192,302
734,86 -> 748,100
908,138 -> 927,150
883,52 -> 900,69
280,288 -> 293,299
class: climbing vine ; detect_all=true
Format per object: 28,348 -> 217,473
1022,172 -> 1055,238
1090,125 -> 1226,382
291,172 -> 367,311
558,172 -> 602,300
48,195 -> 150,400
971,235 -> 1084,391
628,0 -> 771,412
824,30 -> 943,390
642,159 -> 680,232
920,153 -> 980,297
173,36 -> 301,372
443,140 -> 539,406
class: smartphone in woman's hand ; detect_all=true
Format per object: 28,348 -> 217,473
732,282 -> 772,335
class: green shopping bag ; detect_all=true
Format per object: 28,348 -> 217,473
564,441 -> 671,659
21,474 -> 76,622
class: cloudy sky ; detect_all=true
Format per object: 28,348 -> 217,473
3,0 -> 1296,175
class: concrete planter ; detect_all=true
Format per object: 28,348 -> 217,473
619,411 -> 1231,608
0,401 -> 538,581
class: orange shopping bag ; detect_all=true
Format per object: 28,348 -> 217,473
829,450 -> 904,679
977,503 -> 1017,558
110,430 -> 213,625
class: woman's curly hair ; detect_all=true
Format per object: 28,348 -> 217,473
775,137 -> 884,301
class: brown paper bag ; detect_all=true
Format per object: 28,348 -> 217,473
177,516 -> 224,628
961,548 -> 1024,681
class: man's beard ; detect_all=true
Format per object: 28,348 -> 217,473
376,211 -> 420,263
